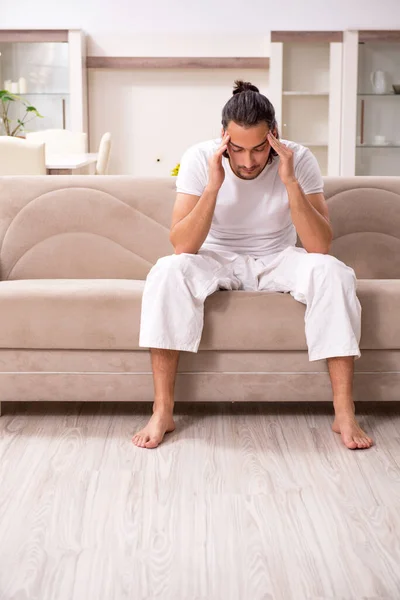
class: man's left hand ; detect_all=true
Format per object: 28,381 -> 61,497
267,133 -> 297,186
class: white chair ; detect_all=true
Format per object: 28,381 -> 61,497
0,137 -> 46,175
95,132 -> 112,175
25,129 -> 87,155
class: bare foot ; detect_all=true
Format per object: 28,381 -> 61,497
332,412 -> 374,450
132,411 -> 176,449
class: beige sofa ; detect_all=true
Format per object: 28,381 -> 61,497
0,175 -> 399,411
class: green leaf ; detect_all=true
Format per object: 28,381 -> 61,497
0,95 -> 16,103
1,89 -> 20,98
26,106 -> 43,117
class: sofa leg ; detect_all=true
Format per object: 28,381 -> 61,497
0,402 -> 2,416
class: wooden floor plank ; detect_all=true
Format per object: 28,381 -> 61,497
0,402 -> 400,600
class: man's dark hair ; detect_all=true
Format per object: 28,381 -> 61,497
222,80 -> 278,163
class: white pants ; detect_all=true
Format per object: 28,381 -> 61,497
139,246 -> 361,362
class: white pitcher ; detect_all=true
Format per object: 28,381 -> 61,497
370,70 -> 388,94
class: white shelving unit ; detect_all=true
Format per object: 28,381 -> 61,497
0,29 -> 87,140
341,30 -> 400,176
270,31 -> 343,176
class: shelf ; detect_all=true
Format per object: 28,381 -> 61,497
298,142 -> 328,147
17,93 -> 70,96
357,145 -> 400,148
358,93 -> 400,97
283,91 -> 329,96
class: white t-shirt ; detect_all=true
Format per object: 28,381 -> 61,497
176,138 -> 324,258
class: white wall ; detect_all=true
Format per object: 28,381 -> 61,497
87,33 -> 271,176
89,68 -> 269,176
3,0 -> 400,32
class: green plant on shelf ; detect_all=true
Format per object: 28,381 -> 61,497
0,89 -> 43,136
171,163 -> 180,176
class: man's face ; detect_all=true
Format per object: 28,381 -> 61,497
223,122 -> 274,180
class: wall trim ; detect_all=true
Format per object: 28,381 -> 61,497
271,31 -> 343,43
358,30 -> 400,43
0,30 -> 69,42
86,56 -> 270,69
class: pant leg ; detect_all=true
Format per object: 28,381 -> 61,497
257,247 -> 362,362
139,250 -> 241,352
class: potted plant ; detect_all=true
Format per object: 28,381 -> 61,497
0,89 -> 43,137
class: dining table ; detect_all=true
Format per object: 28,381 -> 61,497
46,153 -> 98,175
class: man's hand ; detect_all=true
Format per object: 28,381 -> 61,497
267,132 -> 297,186
207,133 -> 230,193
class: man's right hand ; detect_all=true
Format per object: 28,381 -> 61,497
207,133 -> 230,193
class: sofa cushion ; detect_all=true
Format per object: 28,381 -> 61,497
202,280 -> 400,351
0,279 -> 144,351
0,279 -> 398,351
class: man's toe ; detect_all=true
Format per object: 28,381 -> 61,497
361,437 -> 373,448
343,435 -> 358,449
145,437 -> 159,449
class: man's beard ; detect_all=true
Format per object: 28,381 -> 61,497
236,164 -> 263,180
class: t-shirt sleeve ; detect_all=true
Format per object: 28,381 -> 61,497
294,148 -> 324,195
176,146 -> 208,196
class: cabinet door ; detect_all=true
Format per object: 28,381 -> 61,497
355,35 -> 400,175
0,40 -> 69,133
0,30 -> 87,140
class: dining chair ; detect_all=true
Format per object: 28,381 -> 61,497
0,137 -> 46,175
25,129 -> 87,155
95,132 -> 112,175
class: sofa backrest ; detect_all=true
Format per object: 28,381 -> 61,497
0,175 -> 399,280
324,177 -> 400,278
0,176 -> 175,281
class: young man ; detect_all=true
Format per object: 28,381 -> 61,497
134,80 -> 373,451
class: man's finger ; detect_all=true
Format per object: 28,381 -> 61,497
268,132 -> 282,147
214,148 -> 227,164
268,133 -> 286,149
268,134 -> 288,156
219,134 -> 230,149
215,142 -> 228,157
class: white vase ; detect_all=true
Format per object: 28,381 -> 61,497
10,81 -> 19,94
370,70 -> 388,94
18,77 -> 27,94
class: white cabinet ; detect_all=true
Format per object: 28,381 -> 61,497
341,30 -> 400,176
270,32 -> 343,176
0,30 -> 87,142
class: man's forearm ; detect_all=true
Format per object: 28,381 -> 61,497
286,181 -> 333,254
170,186 -> 219,254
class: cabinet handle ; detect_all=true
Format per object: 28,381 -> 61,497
360,99 -> 365,145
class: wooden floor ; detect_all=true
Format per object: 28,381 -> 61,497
0,401 -> 400,600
